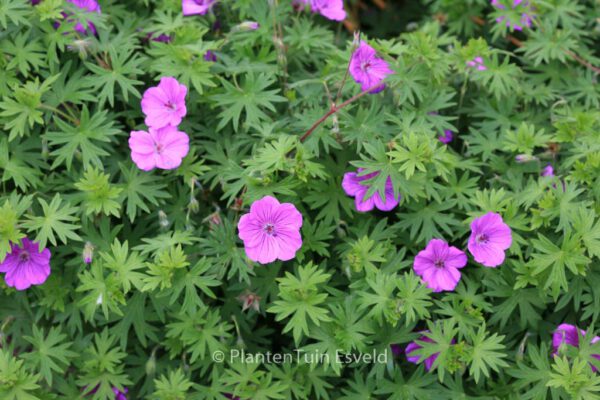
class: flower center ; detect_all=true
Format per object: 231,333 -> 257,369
165,101 -> 177,111
361,61 -> 371,72
154,142 -> 165,154
476,234 -> 489,244
263,223 -> 276,236
18,251 -> 30,262
434,259 -> 445,269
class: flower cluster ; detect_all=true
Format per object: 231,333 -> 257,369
491,0 -> 534,31
129,77 -> 190,171
414,212 -> 512,292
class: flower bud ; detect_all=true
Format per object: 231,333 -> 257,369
158,210 -> 169,228
82,241 -> 94,264
235,21 -> 260,31
515,154 -> 538,163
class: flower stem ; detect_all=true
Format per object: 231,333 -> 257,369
299,82 -> 384,142
40,104 -> 80,125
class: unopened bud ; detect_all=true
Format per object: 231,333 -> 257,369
82,241 -> 94,264
515,154 -> 538,163
234,21 -> 260,32
158,210 -> 169,228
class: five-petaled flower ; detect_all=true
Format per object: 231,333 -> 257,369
0,238 -> 51,291
296,0 -> 346,21
129,125 -> 190,171
141,77 -> 188,129
182,0 -> 216,16
468,212 -> 512,267
349,41 -> 394,93
413,239 -> 467,292
237,196 -> 303,264
342,169 -> 401,212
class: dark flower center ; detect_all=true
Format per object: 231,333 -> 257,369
263,223 -> 276,236
434,259 -> 445,269
165,101 -> 177,111
154,143 -> 165,154
361,61 -> 372,72
18,251 -> 30,262
476,234 -> 489,244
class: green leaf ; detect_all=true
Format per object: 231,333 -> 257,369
22,326 -> 76,385
23,194 -> 81,249
466,324 -> 508,384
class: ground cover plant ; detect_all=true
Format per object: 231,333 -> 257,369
1,0 -> 600,398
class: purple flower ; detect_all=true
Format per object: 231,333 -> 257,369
87,385 -> 128,399
542,164 -> 554,177
141,77 -> 188,129
298,0 -> 346,21
466,56 -> 487,71
148,33 -> 172,43
129,125 -> 190,171
64,0 -> 101,35
0,238 -> 51,291
31,0 -> 42,5
405,331 -> 452,371
182,0 -> 216,16
204,50 -> 217,62
342,169 -> 401,212
237,196 -> 303,264
468,212 -> 512,268
349,41 -> 394,93
390,344 -> 403,357
113,387 -> 128,400
413,239 -> 467,292
491,0 -> 534,31
553,324 -> 600,372
438,130 -> 453,144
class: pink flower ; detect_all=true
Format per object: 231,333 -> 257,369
113,387 -> 128,400
182,0 -> 216,16
349,41 -> 394,93
467,212 -> 512,267
141,77 -> 188,129
542,164 -> 554,177
438,130 -> 453,144
0,238 -> 51,291
342,169 -> 400,212
59,0 -> 101,35
553,324 -> 600,372
413,239 -> 467,292
237,196 -> 303,264
466,56 -> 487,71
294,0 -> 346,21
203,50 -> 217,62
406,331 -> 454,371
129,125 -> 190,171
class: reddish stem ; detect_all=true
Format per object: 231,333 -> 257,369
300,83 -> 384,142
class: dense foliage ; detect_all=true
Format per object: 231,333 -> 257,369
1,0 -> 600,398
